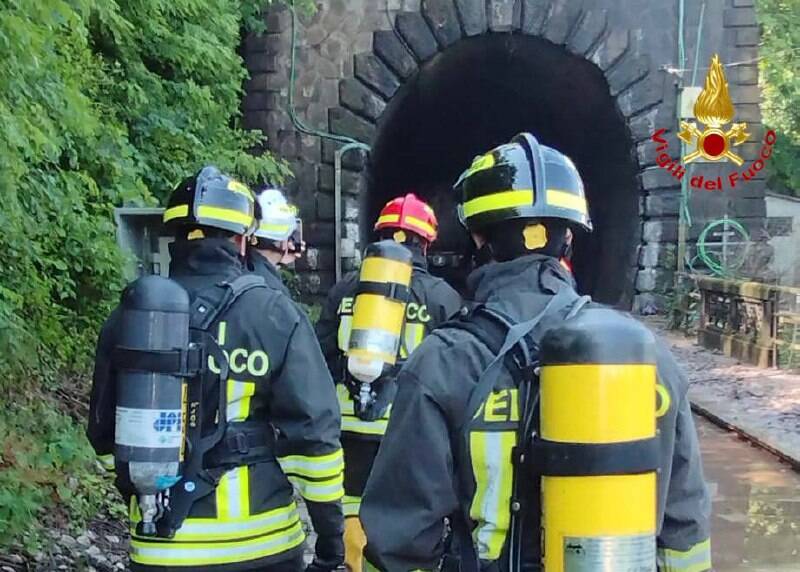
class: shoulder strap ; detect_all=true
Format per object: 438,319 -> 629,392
190,274 -> 268,331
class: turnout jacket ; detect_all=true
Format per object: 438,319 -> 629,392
360,255 -> 712,572
315,249 -> 461,515
246,250 -> 290,297
88,239 -> 344,572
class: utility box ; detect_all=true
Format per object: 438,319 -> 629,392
114,207 -> 172,279
679,86 -> 702,119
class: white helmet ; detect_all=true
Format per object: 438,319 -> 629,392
254,188 -> 298,243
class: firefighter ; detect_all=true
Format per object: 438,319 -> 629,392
88,166 -> 345,572
315,193 -> 462,570
359,135 -> 712,572
247,186 -> 306,295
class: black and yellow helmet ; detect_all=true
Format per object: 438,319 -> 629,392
455,133 -> 592,232
162,166 -> 256,236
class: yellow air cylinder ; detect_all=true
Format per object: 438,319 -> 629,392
347,240 -> 413,385
539,307 -> 658,572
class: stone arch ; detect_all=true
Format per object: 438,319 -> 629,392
321,0 -> 668,308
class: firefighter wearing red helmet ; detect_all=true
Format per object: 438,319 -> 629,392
316,193 -> 462,570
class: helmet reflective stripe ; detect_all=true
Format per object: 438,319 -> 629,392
197,205 -> 257,228
403,215 -> 436,237
163,204 -> 190,222
546,189 -> 588,214
462,189 -> 534,218
254,188 -> 298,242
376,214 -> 400,225
227,180 -> 255,201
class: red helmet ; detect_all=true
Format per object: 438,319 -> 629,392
374,193 -> 438,243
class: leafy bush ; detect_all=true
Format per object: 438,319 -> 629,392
758,0 -> 800,195
0,0 -> 303,547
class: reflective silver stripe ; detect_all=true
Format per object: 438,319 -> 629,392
131,521 -> 305,566
173,505 -> 299,540
657,539 -> 712,572
469,431 -> 515,560
337,384 -> 355,414
288,473 -> 344,502
226,380 -> 254,422
402,322 -> 426,356
342,415 -> 388,435
338,315 -> 353,352
217,466 -> 248,519
278,450 -> 344,478
343,495 -> 360,517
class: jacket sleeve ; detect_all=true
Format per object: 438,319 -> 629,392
269,306 -> 344,538
656,347 -> 712,572
315,277 -> 349,380
87,308 -> 120,470
432,281 -> 463,325
361,370 -> 459,571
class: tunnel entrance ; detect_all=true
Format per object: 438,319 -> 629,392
366,34 -> 640,307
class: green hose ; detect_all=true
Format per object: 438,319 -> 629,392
692,218 -> 751,277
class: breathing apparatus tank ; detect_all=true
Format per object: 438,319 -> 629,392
113,275 -> 197,536
538,307 -> 659,572
347,240 -> 413,412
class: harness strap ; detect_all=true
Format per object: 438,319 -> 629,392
111,345 -> 204,377
532,438 -> 660,477
355,280 -> 410,302
205,422 -> 277,467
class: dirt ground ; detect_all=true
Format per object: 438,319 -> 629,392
644,316 -> 800,466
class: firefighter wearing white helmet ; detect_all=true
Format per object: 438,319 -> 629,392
247,187 -> 306,295
359,134 -> 712,572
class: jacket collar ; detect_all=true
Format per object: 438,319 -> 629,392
466,254 -> 576,307
247,250 -> 286,288
169,238 -> 244,280
411,248 -> 429,272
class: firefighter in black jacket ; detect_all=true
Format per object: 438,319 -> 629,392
315,193 -> 462,570
246,186 -> 305,296
360,135 -> 712,572
88,167 -> 345,572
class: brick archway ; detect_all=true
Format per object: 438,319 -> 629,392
322,0 -> 667,308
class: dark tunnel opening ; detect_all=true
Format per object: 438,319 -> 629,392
365,34 -> 641,307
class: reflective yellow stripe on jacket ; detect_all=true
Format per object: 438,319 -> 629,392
277,449 -> 345,503
343,494 -> 361,517
131,520 -> 305,567
469,430 -> 517,561
657,539 -> 712,572
400,322 -> 426,359
337,384 -> 390,436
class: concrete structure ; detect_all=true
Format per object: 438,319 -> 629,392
766,192 -> 800,287
242,0 -> 767,310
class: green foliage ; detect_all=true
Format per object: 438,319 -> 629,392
0,0 -> 290,379
281,267 -> 322,322
758,0 -> 800,195
0,0 -> 297,548
0,394 -> 110,548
